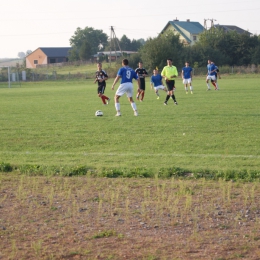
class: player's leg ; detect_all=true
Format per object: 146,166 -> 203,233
164,82 -> 171,105
127,84 -> 138,116
206,77 -> 211,90
115,84 -> 126,116
98,86 -> 107,104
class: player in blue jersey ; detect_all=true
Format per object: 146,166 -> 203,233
181,62 -> 193,94
111,59 -> 140,116
206,59 -> 217,90
150,68 -> 167,99
210,62 -> 221,90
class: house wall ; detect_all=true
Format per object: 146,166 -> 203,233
26,49 -> 47,68
163,25 -> 189,45
163,24 -> 198,46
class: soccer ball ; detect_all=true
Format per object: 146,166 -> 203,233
95,110 -> 103,116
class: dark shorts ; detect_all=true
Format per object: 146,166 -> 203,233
166,80 -> 175,91
97,85 -> 105,94
139,78 -> 146,90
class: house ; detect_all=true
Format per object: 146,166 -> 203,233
26,47 -> 71,68
214,25 -> 252,36
161,19 -> 204,45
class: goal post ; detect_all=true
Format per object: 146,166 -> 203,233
0,66 -> 21,88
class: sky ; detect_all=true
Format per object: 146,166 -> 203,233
1,0 -> 259,58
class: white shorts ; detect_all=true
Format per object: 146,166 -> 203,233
115,82 -> 133,98
207,75 -> 216,81
183,78 -> 192,84
154,85 -> 165,91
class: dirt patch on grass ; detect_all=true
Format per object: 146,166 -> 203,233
0,174 -> 260,259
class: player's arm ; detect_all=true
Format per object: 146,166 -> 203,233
150,76 -> 154,89
111,75 -> 120,90
217,69 -> 221,79
136,78 -> 141,89
181,69 -> 184,79
170,67 -> 178,78
161,68 -> 168,81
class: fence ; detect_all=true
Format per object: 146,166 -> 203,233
1,65 -> 259,83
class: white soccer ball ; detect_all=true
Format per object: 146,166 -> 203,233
95,110 -> 103,117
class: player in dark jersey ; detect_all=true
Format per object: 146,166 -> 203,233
94,62 -> 110,105
135,62 -> 148,101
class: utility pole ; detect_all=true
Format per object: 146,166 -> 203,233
109,26 -> 122,66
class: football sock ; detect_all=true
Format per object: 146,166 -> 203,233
141,92 -> 144,100
207,83 -> 211,89
165,95 -> 170,102
190,86 -> 193,91
131,102 -> 137,111
115,102 -> 120,112
156,92 -> 159,96
185,87 -> 188,91
101,96 -> 106,104
171,94 -> 176,102
103,95 -> 109,100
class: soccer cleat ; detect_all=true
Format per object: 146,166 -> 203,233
164,102 -> 167,105
207,88 -> 211,91
140,99 -> 143,102
106,98 -> 110,104
115,112 -> 121,116
174,101 -> 178,105
134,111 -> 138,116
157,96 -> 160,99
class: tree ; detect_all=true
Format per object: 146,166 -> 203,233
79,40 -> 92,60
69,27 -> 108,60
18,52 -> 25,59
120,35 -> 131,50
140,32 -> 184,71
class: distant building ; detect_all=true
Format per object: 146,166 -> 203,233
214,25 -> 252,36
26,47 -> 71,68
161,19 -> 205,45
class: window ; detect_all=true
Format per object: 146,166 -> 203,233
34,60 -> 38,64
193,35 -> 197,41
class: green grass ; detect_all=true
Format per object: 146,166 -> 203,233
0,75 -> 259,177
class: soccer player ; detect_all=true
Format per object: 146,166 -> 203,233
206,59 -> 217,91
181,62 -> 193,94
94,62 -> 110,105
161,58 -> 178,105
210,62 -> 221,90
150,68 -> 167,99
111,59 -> 140,116
135,61 -> 148,102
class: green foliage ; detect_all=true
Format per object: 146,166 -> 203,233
69,27 -> 108,60
0,162 -> 12,172
92,230 -> 116,239
140,32 -> 184,70
191,28 -> 260,66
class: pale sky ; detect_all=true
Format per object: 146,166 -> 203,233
1,0 -> 259,58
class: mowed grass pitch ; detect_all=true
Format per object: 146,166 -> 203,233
0,75 -> 259,173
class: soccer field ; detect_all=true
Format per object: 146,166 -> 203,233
0,75 -> 259,174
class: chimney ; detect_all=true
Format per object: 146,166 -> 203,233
187,19 -> 190,22
174,17 -> 179,21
